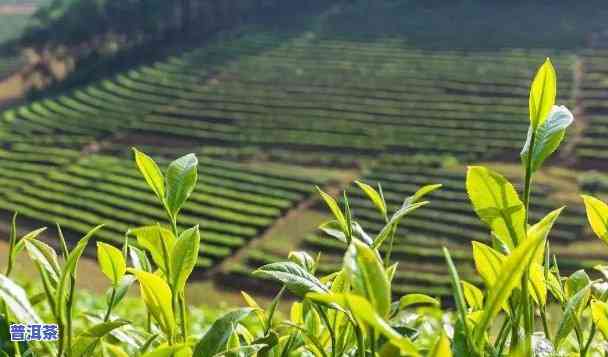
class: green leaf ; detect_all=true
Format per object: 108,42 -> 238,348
555,284 -> 591,347
471,241 -> 505,288
582,195 -> 608,245
97,242 -> 127,286
56,225 -> 103,322
0,274 -> 41,323
110,275 -> 136,307
399,293 -> 440,310
529,262 -> 547,307
253,262 -> 328,297
427,332 -> 451,357
288,251 -> 316,273
128,225 -> 176,275
213,344 -> 267,357
521,105 -> 573,173
103,343 -> 130,357
166,153 -> 198,218
142,344 -> 192,357
133,148 -> 165,204
466,166 -> 525,247
71,319 -> 130,357
592,299 -> 608,341
343,239 -> 391,317
307,293 -> 419,356
316,187 -> 348,236
193,308 -> 254,356
170,225 -> 200,293
529,58 -> 557,129
461,281 -> 484,311
22,237 -> 61,285
355,180 -> 387,218
472,207 -> 563,348
443,248 -> 471,353
129,245 -> 152,272
130,269 -> 175,339
565,270 -> 591,300
372,201 -> 428,249
410,184 -> 442,203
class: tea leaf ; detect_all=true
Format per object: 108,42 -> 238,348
22,237 -> 61,285
473,207 -> 562,347
399,293 -> 440,310
344,239 -> 391,317
0,274 -> 41,324
307,292 -> 419,356
471,241 -> 505,288
170,225 -> 200,293
466,166 -> 525,247
194,308 -> 254,356
97,242 -> 127,286
355,180 -> 387,218
427,332 -> 451,357
555,284 -> 591,347
317,187 -> 348,237
592,299 -> 608,341
71,319 -> 130,357
582,195 -> 608,245
253,262 -> 328,297
130,269 -> 175,339
133,148 -> 165,204
521,105 -> 573,173
166,153 -> 198,218
529,58 -> 557,129
141,344 -> 192,357
128,225 -> 176,275
461,281 -> 484,311
56,225 -> 103,321
288,251 -> 316,273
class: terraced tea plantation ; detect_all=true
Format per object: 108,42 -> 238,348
2,11 -> 608,303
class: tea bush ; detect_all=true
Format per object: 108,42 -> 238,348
4,58 -> 608,356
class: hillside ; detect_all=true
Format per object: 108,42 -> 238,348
2,1 -> 608,305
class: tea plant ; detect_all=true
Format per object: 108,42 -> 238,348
4,58 -> 608,356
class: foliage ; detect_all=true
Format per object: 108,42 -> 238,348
5,58 -> 608,357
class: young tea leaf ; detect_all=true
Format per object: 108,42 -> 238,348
343,239 -> 391,318
472,207 -> 563,348
133,148 -> 165,204
529,58 -> 557,130
466,166 -> 525,247
97,242 -> 127,286
130,269 -> 176,339
170,225 -> 200,294
193,308 -> 254,356
521,105 -> 574,173
71,319 -> 130,357
0,274 -> 42,324
165,153 -> 198,218
355,180 -> 387,219
582,195 -> 608,245
253,262 -> 328,297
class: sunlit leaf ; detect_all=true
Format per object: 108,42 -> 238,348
582,195 -> 608,245
166,153 -> 198,218
97,242 -> 127,286
130,269 -> 175,339
529,58 -> 557,129
170,225 -> 200,293
344,239 -> 391,317
466,166 -> 525,247
133,148 -> 165,204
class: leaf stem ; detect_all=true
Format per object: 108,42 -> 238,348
103,286 -> 116,322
